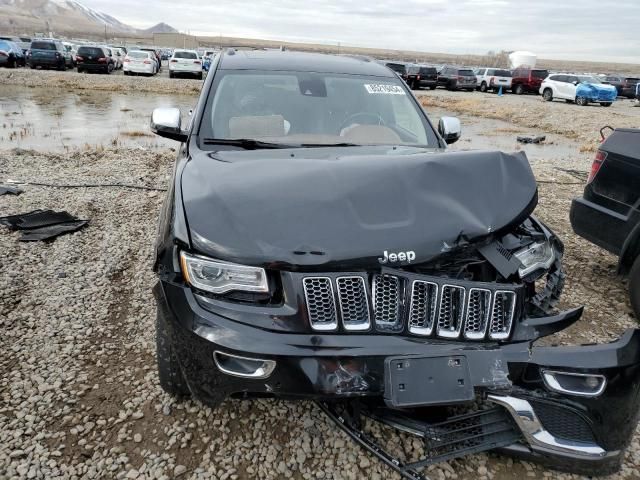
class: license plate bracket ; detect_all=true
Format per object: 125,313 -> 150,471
385,355 -> 474,407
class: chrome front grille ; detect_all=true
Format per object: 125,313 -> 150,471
301,273 -> 519,340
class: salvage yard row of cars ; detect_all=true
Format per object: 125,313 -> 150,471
382,60 -> 640,105
0,36 -> 210,79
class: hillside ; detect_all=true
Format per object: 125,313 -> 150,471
0,0 -> 175,36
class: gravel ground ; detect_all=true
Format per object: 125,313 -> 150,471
1,73 -> 640,480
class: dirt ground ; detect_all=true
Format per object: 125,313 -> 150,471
1,70 -> 640,480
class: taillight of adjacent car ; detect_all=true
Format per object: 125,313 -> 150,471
587,150 -> 607,184
76,55 -> 84,62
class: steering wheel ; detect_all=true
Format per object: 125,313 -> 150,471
339,112 -> 386,132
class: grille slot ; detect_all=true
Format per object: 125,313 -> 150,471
336,276 -> 371,331
303,277 -> 337,331
489,291 -> 516,340
373,274 -> 403,332
408,280 -> 438,335
437,285 -> 466,338
464,288 -> 492,340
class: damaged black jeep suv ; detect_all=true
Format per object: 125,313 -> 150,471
151,50 -> 640,477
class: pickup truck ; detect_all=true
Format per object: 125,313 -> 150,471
570,127 -> 640,318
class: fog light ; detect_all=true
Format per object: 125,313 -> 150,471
541,370 -> 606,397
213,351 -> 276,379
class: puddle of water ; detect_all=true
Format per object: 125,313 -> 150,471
0,85 -> 197,151
427,106 -> 583,162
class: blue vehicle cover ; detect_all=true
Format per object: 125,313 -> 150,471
576,82 -> 617,103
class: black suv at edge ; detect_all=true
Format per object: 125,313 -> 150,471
571,127 -> 640,318
150,50 -> 640,478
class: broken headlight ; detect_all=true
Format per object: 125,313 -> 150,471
180,252 -> 269,294
514,240 -> 555,278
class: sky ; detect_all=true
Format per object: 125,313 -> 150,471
81,0 -> 639,63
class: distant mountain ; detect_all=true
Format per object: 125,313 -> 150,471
0,0 -> 175,36
142,22 -> 178,34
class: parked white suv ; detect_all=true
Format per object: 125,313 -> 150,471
475,68 -> 512,93
539,74 -> 618,106
169,49 -> 203,79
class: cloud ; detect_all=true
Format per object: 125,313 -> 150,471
82,0 -> 640,63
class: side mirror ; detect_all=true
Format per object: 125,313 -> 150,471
573,80 -> 579,86
151,108 -> 188,142
438,116 -> 461,145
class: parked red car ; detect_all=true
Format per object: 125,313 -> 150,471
511,67 -> 549,95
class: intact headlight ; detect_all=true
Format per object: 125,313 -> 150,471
180,252 -> 269,294
514,241 -> 555,278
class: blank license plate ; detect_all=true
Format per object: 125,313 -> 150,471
385,355 -> 474,407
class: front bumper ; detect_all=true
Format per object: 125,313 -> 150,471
156,280 -> 640,474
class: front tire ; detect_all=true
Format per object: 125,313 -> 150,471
429,85 -> 436,90
8,56 -> 17,68
156,307 -> 190,397
576,96 -> 588,106
600,102 -> 612,107
480,82 -> 488,93
514,84 -> 524,95
542,88 -> 553,101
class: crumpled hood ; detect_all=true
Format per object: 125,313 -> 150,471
181,147 -> 537,269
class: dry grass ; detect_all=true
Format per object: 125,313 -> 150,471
120,130 -> 153,138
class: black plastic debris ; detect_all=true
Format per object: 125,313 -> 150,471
0,185 -> 22,195
0,209 -> 88,241
517,135 -> 546,144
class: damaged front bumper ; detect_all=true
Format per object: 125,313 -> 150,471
156,281 -> 640,476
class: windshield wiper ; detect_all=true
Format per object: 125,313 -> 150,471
202,138 -> 298,149
299,142 -> 360,147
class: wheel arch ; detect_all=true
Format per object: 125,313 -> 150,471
619,223 -> 640,276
